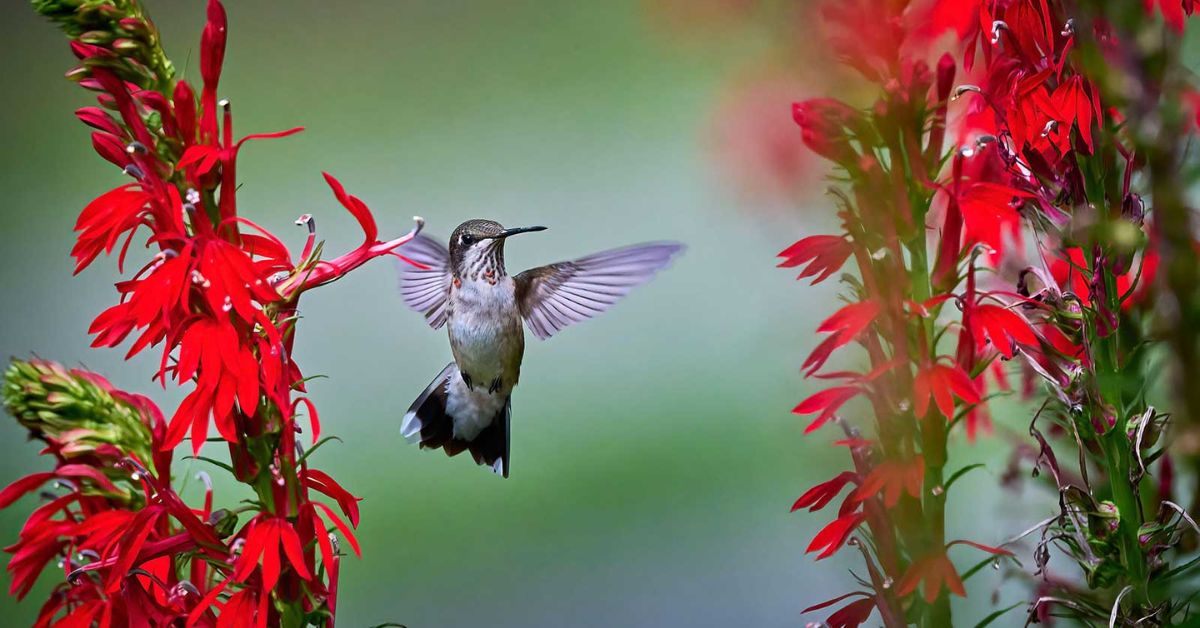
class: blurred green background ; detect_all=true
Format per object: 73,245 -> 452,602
0,1 -> 1045,626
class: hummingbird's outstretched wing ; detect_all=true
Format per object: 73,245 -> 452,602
514,242 -> 684,340
395,234 -> 452,329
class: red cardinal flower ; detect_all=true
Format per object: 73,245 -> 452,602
778,235 -> 853,285
895,551 -> 965,603
232,517 -> 313,591
794,360 -> 897,433
274,173 -> 422,296
1144,0 -> 1195,32
794,386 -> 863,434
792,471 -> 858,513
807,511 -> 866,560
804,592 -> 876,628
792,98 -> 863,166
896,540 -> 1013,603
301,469 -> 362,527
1051,76 -> 1099,153
969,303 -> 1039,358
826,596 -> 877,628
9,1 -> 421,623
957,182 -> 1033,257
802,300 -> 881,375
917,0 -> 983,41
852,455 -> 924,507
913,361 -> 981,419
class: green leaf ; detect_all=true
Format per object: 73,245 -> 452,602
292,374 -> 330,389
184,455 -> 234,474
973,603 -> 1022,628
949,392 -> 1008,429
1161,553 -> 1200,580
961,553 -> 1020,584
298,436 -> 343,465
945,463 -> 986,492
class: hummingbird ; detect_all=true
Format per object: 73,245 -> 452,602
395,219 -> 684,478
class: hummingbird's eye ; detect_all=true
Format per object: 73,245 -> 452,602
461,234 -> 475,245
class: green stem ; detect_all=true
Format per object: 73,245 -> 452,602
1101,429 -> 1148,605
911,240 -> 951,627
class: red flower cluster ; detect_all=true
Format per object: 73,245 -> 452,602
786,0 -> 1197,625
5,1 -> 421,625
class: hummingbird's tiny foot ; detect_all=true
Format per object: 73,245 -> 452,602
461,371 -> 474,390
488,377 -> 502,394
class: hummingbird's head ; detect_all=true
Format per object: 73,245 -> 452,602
448,219 -> 547,279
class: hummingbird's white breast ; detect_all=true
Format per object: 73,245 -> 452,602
445,275 -> 524,440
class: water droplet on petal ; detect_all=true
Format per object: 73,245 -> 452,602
222,296 -> 233,312
882,576 -> 893,589
992,558 -> 1001,570
130,472 -> 141,481
931,485 -> 944,496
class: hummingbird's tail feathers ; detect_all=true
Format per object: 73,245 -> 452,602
466,396 -> 510,478
401,362 -> 456,445
401,363 -> 512,478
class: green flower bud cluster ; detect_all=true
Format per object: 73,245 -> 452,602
32,0 -> 174,91
31,0 -> 134,38
3,359 -> 154,468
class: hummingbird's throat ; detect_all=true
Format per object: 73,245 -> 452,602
461,241 -> 506,281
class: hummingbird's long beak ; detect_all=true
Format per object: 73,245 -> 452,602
494,225 -> 547,239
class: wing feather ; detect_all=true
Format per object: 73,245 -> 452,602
514,242 -> 684,340
394,234 -> 452,329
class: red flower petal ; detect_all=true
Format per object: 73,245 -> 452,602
322,172 -> 378,243
778,235 -> 853,285
794,385 -> 862,433
0,472 -> 55,509
806,511 -> 865,560
792,471 -> 857,513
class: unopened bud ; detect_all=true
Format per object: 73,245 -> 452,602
78,31 -> 113,45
